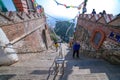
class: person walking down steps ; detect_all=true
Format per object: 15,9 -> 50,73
54,42 -> 59,52
72,41 -> 80,59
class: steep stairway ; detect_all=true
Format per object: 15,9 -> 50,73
0,49 -> 57,80
54,44 -> 120,80
0,44 -> 120,80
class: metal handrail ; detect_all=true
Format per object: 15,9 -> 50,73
53,44 -> 65,80
46,45 -> 64,80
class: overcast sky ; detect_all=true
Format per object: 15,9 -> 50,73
36,0 -> 120,19
2,0 -> 120,26
2,0 -> 120,19
35,0 -> 120,27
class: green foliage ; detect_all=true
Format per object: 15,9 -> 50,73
50,33 -> 58,42
49,27 -> 58,42
54,21 -> 74,42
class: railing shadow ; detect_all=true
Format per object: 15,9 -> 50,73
46,44 -> 64,80
0,74 -> 16,80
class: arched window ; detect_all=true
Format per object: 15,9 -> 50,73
93,32 -> 101,45
90,29 -> 105,49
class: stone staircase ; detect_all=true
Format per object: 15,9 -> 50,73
0,44 -> 120,80
0,49 -> 56,80
0,66 -> 49,80
54,45 -> 120,80
58,60 -> 110,80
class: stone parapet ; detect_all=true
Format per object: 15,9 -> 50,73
0,11 -> 52,54
75,14 -> 120,64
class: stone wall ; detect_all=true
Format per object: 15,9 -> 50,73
75,14 -> 120,64
0,11 -> 52,53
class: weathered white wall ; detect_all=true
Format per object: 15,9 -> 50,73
0,28 -> 18,65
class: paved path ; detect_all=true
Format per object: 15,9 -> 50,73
61,46 -> 120,80
55,44 -> 120,80
0,44 -> 120,80
0,49 -> 57,80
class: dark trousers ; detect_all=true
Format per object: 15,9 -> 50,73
73,50 -> 79,58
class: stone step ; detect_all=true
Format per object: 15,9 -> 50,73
0,72 -> 118,80
71,69 -> 91,75
0,66 -> 111,80
0,74 -> 48,80
64,66 -> 91,75
11,59 -> 55,67
60,73 -> 109,80
1,73 -> 108,80
0,67 -> 54,80
0,66 -> 50,75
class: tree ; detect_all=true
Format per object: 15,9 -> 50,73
49,27 -> 58,42
54,21 -> 74,42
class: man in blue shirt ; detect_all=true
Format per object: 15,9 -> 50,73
73,41 -> 80,58
92,9 -> 96,14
